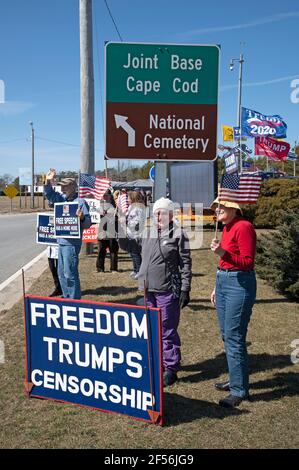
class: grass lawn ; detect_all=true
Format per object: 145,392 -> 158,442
0,231 -> 298,449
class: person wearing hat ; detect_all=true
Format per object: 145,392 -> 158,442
210,198 -> 257,408
137,197 -> 192,387
44,168 -> 91,299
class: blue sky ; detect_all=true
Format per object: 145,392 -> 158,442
0,0 -> 298,177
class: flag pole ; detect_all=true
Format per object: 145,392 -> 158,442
214,170 -> 224,240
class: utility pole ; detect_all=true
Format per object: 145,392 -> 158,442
80,0 -> 95,254
80,0 -> 95,175
230,52 -> 244,173
29,121 -> 35,209
294,140 -> 297,177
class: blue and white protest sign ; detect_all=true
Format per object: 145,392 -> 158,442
24,296 -> 163,424
36,213 -> 57,245
54,202 -> 80,239
223,148 -> 238,174
241,107 -> 287,139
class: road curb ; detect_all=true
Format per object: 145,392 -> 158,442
0,249 -> 48,315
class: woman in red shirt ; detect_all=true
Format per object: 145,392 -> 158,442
210,198 -> 257,408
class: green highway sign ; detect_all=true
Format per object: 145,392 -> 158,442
105,42 -> 220,161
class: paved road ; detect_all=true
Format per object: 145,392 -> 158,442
0,213 -> 46,284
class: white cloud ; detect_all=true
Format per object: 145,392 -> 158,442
0,101 -> 36,116
182,11 -> 299,36
221,75 -> 299,91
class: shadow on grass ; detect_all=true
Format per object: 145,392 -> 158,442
188,304 -> 215,312
82,286 -> 137,296
163,393 -> 249,426
255,298 -> 295,304
250,371 -> 299,402
180,352 -> 293,384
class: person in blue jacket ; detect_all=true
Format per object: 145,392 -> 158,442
44,168 -> 91,299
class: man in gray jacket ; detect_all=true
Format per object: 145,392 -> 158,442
138,197 -> 192,386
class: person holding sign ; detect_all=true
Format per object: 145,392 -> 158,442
210,199 -> 257,408
138,198 -> 192,387
44,169 -> 91,299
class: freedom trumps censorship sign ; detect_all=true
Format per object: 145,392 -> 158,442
24,296 -> 163,424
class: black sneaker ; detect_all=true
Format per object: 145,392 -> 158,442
163,371 -> 178,387
215,380 -> 230,392
219,394 -> 246,408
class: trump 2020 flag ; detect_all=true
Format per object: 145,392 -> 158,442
79,174 -> 111,200
255,137 -> 290,161
241,107 -> 287,139
219,173 -> 262,204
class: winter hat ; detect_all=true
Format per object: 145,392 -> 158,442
153,197 -> 175,213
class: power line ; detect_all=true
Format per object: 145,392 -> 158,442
0,138 -> 27,144
104,0 -> 123,42
36,136 -> 103,152
36,136 -> 81,147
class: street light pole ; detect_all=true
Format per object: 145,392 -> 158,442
230,53 -> 244,173
29,121 -> 35,209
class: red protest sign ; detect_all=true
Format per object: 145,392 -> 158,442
82,225 -> 98,243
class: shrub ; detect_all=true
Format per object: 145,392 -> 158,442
242,178 -> 299,228
255,208 -> 299,300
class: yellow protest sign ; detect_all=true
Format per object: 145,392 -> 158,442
222,125 -> 234,142
4,185 -> 19,199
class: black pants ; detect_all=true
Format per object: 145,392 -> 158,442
48,258 -> 61,292
97,239 -> 119,271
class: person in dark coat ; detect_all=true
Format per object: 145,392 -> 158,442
137,197 -> 192,387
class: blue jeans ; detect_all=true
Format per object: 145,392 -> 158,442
215,270 -> 256,397
128,239 -> 142,273
58,245 -> 82,299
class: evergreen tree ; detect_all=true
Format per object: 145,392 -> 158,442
256,208 -> 299,300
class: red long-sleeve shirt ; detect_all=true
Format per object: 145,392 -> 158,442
219,217 -> 256,271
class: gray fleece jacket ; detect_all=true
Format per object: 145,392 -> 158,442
137,222 -> 192,295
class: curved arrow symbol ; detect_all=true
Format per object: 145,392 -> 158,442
114,114 -> 136,147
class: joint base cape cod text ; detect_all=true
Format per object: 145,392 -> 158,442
127,53 -> 207,153
26,299 -> 162,419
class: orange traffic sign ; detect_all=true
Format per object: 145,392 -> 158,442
4,185 -> 19,199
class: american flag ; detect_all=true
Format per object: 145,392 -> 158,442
118,191 -> 129,215
79,173 -> 111,200
219,173 -> 262,204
